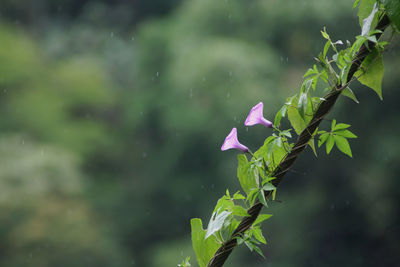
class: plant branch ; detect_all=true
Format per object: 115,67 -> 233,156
207,14 -> 390,267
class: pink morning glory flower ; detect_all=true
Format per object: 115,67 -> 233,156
244,102 -> 273,128
221,128 -> 249,153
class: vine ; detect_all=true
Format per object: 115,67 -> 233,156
179,1 -> 399,266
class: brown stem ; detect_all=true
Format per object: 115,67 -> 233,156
207,14 -> 391,267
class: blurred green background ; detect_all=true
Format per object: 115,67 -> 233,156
0,0 -> 399,266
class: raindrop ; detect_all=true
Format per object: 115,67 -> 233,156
330,204 -> 335,210
142,152 -> 147,158
246,127 -> 249,132
189,88 -> 193,98
22,139 -> 25,145
140,111 -> 143,116
233,116 -> 237,122
131,36 -> 135,41
3,89 -> 6,94
229,71 -> 232,76
280,56 -> 284,62
156,71 -> 159,77
110,32 -> 114,38
202,76 -> 206,82
226,92 -> 230,99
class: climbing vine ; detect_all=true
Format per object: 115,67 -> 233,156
179,1 -> 400,266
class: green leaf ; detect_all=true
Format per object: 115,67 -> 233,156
321,28 -> 330,39
356,50 -> 384,100
318,132 -> 329,147
383,0 -> 400,30
353,0 -> 360,9
281,130 -> 292,138
334,129 -> 358,138
254,137 -> 286,170
191,218 -> 220,267
357,0 -> 376,26
252,227 -> 267,244
232,205 -> 249,217
298,92 -> 308,119
263,183 -> 276,191
333,123 -> 351,131
258,190 -> 268,206
334,135 -> 353,157
233,192 -> 246,200
304,66 -> 318,77
287,97 -> 307,134
323,40 -> 330,57
331,119 -> 336,129
205,210 -> 232,239
274,108 -> 283,127
214,196 -> 233,214
308,138 -> 317,157
361,3 -> 378,36
237,155 -> 258,195
178,256 -> 192,267
326,134 -> 334,154
246,188 -> 259,206
253,214 -> 273,226
252,244 -> 266,258
342,87 -> 359,103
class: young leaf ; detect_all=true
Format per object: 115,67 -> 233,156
331,119 -> 337,129
333,123 -> 351,131
205,210 -> 232,239
246,188 -> 260,206
233,192 -> 246,200
252,227 -> 267,244
252,244 -> 266,258
258,190 -> 268,207
253,214 -> 273,226
326,134 -> 334,154
356,50 -> 384,100
334,135 -> 353,157
298,92 -> 308,119
232,205 -> 249,217
191,218 -> 220,267
321,27 -> 330,39
307,138 -> 317,156
323,40 -> 330,57
263,183 -> 276,191
178,256 -> 192,267
334,129 -> 357,138
342,87 -> 359,103
318,132 -> 329,147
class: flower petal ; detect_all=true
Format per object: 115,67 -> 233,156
244,102 -> 273,128
221,128 -> 249,153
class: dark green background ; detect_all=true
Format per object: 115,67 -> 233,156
0,0 -> 399,266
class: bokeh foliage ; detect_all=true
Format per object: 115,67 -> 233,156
0,0 -> 399,266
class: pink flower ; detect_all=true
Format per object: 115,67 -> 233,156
221,128 -> 249,153
244,102 -> 273,128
